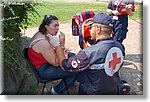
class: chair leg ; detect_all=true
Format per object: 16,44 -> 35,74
41,83 -> 46,95
63,78 -> 69,95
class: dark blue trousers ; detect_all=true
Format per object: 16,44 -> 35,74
37,52 -> 77,94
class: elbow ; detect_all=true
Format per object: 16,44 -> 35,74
50,62 -> 59,67
50,60 -> 59,66
52,63 -> 59,67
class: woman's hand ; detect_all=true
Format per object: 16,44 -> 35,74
59,31 -> 65,47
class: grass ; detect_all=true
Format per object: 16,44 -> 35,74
27,1 -> 142,27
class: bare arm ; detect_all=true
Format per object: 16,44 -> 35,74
38,40 -> 59,66
55,45 -> 66,70
59,31 -> 65,47
46,31 -> 67,69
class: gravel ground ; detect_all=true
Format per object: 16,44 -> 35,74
21,20 -> 143,95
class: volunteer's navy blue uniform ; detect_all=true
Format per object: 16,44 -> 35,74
62,37 -> 125,94
107,0 -> 134,43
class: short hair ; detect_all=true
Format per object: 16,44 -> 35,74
98,24 -> 112,35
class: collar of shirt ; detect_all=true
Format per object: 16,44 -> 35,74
93,37 -> 113,45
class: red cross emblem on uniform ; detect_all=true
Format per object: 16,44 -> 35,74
109,52 -> 121,70
71,61 -> 78,68
104,47 -> 123,76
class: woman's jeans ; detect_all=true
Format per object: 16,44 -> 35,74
36,52 -> 77,94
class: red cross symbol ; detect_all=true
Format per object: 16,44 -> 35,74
109,52 -> 121,70
73,62 -> 77,66
71,61 -> 78,68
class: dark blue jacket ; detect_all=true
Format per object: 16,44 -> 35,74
62,37 -> 125,94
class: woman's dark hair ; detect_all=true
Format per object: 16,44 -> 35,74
39,14 -> 58,34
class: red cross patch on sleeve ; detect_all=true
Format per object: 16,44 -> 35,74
71,60 -> 78,68
104,47 -> 124,76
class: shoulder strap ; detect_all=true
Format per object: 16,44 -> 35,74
29,38 -> 45,48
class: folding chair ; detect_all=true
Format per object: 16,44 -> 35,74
22,48 -> 69,95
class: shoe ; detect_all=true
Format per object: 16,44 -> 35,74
51,86 -> 58,95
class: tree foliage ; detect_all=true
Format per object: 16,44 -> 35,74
3,1 -> 39,70
1,1 -> 39,94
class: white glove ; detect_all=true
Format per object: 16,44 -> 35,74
47,34 -> 60,47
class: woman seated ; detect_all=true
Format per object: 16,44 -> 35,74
28,14 -> 77,94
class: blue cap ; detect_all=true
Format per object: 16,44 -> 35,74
87,13 -> 113,27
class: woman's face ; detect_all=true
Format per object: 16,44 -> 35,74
46,20 -> 59,36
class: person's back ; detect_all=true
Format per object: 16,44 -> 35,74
77,38 -> 125,94
28,32 -> 51,68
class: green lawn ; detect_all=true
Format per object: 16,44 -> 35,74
28,1 -> 142,27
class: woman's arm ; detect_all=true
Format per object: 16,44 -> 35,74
55,45 -> 66,70
39,40 -> 59,66
59,31 -> 65,47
